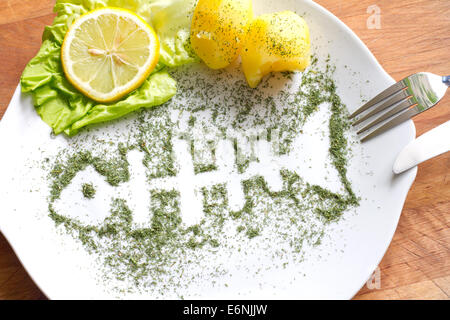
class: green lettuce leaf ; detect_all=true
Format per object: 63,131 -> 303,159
67,71 -> 176,135
148,0 -> 198,67
21,38 -> 96,134
21,0 -> 197,135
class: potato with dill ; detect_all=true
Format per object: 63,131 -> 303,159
190,0 -> 253,69
241,11 -> 311,88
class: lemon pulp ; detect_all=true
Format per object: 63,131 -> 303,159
61,8 -> 160,103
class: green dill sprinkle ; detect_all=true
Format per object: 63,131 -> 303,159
44,56 -> 360,297
81,183 -> 96,199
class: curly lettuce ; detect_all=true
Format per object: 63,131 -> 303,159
149,0 -> 198,67
21,0 -> 197,135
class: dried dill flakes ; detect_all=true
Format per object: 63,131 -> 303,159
81,183 -> 96,199
246,227 -> 260,239
136,109 -> 177,180
188,115 -> 196,127
194,163 -> 218,175
45,56 -> 360,296
49,146 -> 131,202
49,151 -> 93,202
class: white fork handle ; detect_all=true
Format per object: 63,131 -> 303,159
393,121 -> 450,174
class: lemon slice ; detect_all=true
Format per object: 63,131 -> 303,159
61,8 -> 160,103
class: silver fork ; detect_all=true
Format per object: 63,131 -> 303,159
349,73 -> 450,142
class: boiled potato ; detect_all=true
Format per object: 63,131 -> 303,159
190,0 -> 253,69
241,11 -> 311,88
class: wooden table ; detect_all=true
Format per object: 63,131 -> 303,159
0,0 -> 448,300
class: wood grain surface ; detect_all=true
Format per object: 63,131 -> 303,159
0,0 -> 448,300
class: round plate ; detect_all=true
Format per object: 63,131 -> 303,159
0,0 -> 416,299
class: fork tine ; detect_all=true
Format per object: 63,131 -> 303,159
359,107 -> 420,142
352,89 -> 410,126
349,81 -> 406,119
357,98 -> 416,134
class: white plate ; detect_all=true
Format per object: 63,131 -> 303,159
0,0 -> 416,299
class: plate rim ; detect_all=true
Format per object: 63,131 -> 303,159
304,0 -> 417,299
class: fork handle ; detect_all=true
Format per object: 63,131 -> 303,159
393,121 -> 450,174
444,76 -> 450,86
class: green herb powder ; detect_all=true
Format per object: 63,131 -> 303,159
45,56 -> 359,297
